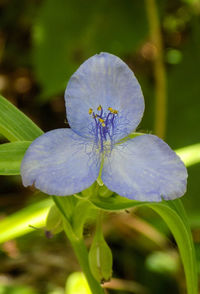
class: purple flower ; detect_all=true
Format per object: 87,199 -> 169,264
21,53 -> 187,201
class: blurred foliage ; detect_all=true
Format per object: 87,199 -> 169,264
0,0 -> 200,293
65,272 -> 91,294
0,284 -> 38,294
145,251 -> 179,275
33,0 -> 148,98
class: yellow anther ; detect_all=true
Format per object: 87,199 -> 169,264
98,118 -> 105,127
97,105 -> 102,111
108,107 -> 118,114
98,118 -> 104,123
88,108 -> 93,115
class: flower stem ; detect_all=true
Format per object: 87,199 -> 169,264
52,196 -> 105,294
67,235 -> 105,294
145,0 -> 167,139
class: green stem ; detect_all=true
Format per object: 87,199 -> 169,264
68,236 -> 105,294
96,210 -> 104,238
145,0 -> 167,139
52,196 -> 104,294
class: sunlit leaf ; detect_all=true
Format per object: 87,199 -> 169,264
176,143 -> 200,167
0,141 -> 31,175
0,95 -> 43,142
65,272 -> 92,294
0,199 -> 52,244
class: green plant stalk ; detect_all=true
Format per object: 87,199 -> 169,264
145,0 -> 167,139
68,237 -> 104,294
52,196 -> 104,294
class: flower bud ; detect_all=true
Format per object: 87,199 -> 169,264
46,204 -> 63,235
88,232 -> 113,283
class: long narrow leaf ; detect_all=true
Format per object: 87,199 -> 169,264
147,201 -> 197,294
176,143 -> 200,167
0,141 -> 31,175
0,199 -> 52,243
0,95 -> 43,142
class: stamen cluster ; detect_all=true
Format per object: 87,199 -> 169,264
89,105 -> 118,152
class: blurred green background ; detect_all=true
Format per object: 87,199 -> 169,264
0,0 -> 200,293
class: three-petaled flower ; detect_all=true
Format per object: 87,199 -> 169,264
21,53 -> 187,201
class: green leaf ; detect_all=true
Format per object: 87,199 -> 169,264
176,143 -> 200,167
149,200 -> 198,294
33,0 -> 93,97
83,0 -> 148,55
33,0 -> 148,98
0,284 -> 38,294
0,141 -> 31,175
175,143 -> 200,219
89,192 -> 142,211
0,199 -> 52,244
65,272 -> 92,294
0,95 -> 43,142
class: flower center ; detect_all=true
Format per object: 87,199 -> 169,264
88,105 -> 118,153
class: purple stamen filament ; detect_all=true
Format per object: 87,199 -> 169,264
89,105 -> 118,152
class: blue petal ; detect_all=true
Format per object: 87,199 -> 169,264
102,135 -> 187,201
21,129 -> 101,196
65,52 -> 144,141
